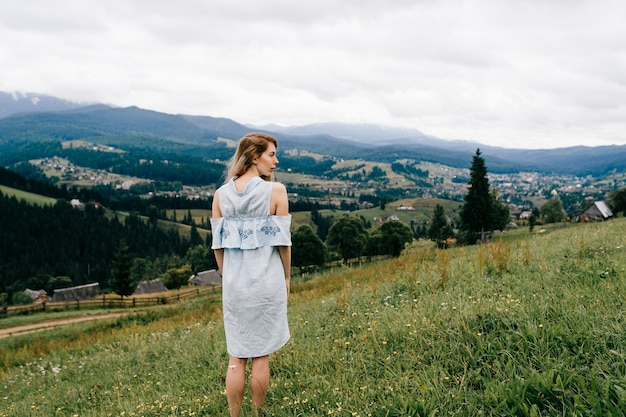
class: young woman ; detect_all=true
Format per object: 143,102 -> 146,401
211,132 -> 291,417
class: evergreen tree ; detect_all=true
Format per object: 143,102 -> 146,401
311,207 -> 333,241
146,204 -> 159,225
326,217 -> 368,264
529,209 -> 538,232
459,149 -> 493,244
292,225 -> 326,274
189,224 -> 203,247
428,204 -> 455,248
490,189 -> 511,231
111,240 -> 135,297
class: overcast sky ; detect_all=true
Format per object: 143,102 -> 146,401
1,0 -> 625,149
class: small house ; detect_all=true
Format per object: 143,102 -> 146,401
573,201 -> 613,222
133,279 -> 168,295
24,288 -> 48,303
188,269 -> 222,287
50,282 -> 102,302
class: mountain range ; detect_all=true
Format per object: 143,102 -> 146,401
1,91 -> 626,176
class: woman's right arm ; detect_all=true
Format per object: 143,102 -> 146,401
212,190 -> 224,274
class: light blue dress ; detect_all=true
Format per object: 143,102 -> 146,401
211,176 -> 291,358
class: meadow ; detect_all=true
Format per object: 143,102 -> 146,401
2,218 -> 626,416
0,185 -> 57,206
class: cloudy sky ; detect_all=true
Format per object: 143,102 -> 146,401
1,0 -> 625,149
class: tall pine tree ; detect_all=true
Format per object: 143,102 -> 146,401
111,240 -> 135,297
428,203 -> 455,248
459,149 -> 493,244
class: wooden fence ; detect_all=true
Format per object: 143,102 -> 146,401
1,285 -> 219,318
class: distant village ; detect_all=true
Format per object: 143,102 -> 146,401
34,155 -> 624,222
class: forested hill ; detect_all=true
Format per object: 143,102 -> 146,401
0,167 -> 215,300
1,98 -> 625,175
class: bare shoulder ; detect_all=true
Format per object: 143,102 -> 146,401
271,182 -> 289,215
272,182 -> 287,193
211,189 -> 221,218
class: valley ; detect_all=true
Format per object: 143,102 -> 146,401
26,139 -> 625,223
2,96 -> 626,307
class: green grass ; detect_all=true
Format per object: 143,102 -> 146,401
0,308 -> 127,330
0,185 -> 57,206
2,219 -> 626,416
357,197 -> 463,224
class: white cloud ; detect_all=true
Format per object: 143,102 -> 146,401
1,0 -> 625,149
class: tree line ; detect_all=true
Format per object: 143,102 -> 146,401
0,190 -> 218,305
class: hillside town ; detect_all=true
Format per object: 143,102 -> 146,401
31,154 -> 625,222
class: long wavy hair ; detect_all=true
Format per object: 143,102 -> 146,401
225,132 -> 278,183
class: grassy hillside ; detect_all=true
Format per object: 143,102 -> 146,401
107,209 -> 211,241
0,184 -> 58,206
2,218 -> 626,416
0,183 -> 211,242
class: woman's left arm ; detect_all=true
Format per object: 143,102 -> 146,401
272,183 -> 291,297
278,246 -> 291,298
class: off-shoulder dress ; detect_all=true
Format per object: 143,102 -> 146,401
211,176 -> 291,358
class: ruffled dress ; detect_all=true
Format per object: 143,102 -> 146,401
211,176 -> 291,358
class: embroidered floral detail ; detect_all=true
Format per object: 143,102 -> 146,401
211,215 -> 291,249
260,225 -> 281,236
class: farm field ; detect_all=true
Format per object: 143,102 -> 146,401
1,218 -> 626,416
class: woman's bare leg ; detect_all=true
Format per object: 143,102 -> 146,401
226,356 -> 247,417
250,355 -> 270,416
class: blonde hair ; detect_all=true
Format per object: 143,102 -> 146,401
225,132 -> 278,182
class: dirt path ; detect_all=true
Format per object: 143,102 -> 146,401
0,312 -> 130,339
